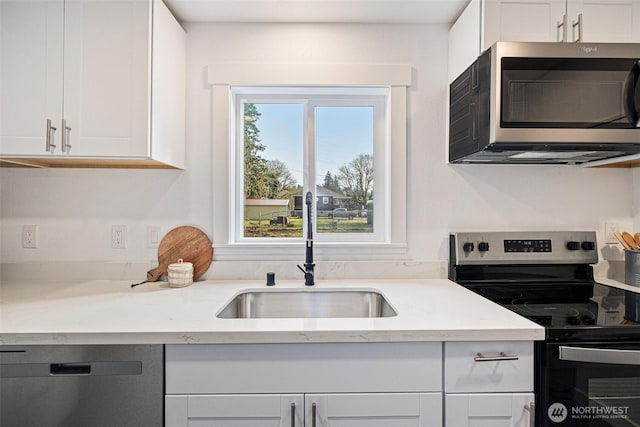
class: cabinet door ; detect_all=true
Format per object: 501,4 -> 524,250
0,0 -> 64,155
567,0 -> 640,42
483,0 -> 567,49
306,393 -> 442,427
63,0 -> 150,157
165,394 -> 304,427
445,393 -> 534,427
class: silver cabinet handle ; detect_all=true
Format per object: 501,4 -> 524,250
291,402 -> 295,427
572,13 -> 583,42
61,119 -> 71,153
559,345 -> 640,365
312,402 -> 317,427
474,352 -> 519,362
557,14 -> 567,42
46,119 -> 57,152
524,402 -> 535,427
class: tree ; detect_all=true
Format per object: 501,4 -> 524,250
323,171 -> 341,193
266,159 -> 297,199
337,153 -> 373,209
243,103 -> 270,199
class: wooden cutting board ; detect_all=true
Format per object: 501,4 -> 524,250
147,226 -> 213,282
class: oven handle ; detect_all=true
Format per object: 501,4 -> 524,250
559,346 -> 640,365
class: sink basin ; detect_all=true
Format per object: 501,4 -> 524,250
216,289 -> 397,319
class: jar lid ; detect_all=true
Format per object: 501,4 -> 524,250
168,258 -> 193,271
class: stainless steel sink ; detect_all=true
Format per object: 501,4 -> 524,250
216,289 -> 397,319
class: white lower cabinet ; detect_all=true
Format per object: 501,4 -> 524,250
165,394 -> 303,427
308,393 -> 441,426
164,341 -> 535,427
165,342 -> 443,427
165,392 -> 441,427
444,341 -> 535,427
445,393 -> 535,427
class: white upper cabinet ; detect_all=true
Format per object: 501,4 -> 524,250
448,0 -> 640,82
0,1 -> 64,156
62,0 -> 151,158
484,0 -> 640,46
0,0 -> 185,168
483,0 -> 567,45
566,0 -> 640,43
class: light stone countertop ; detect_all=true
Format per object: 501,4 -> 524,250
596,275 -> 640,294
0,279 -> 544,345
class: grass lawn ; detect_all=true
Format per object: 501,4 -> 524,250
244,217 -> 372,237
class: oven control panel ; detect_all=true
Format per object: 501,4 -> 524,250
504,239 -> 551,252
450,231 -> 598,265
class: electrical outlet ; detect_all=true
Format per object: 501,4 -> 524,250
22,225 -> 38,248
604,221 -> 619,244
112,225 -> 127,249
148,226 -> 161,248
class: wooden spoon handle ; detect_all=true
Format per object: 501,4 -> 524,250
623,232 -> 639,250
615,231 -> 633,250
635,233 -> 640,248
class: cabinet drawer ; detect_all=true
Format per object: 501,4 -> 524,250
444,341 -> 533,393
166,342 -> 442,394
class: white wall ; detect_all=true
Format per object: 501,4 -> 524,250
0,22 -> 635,278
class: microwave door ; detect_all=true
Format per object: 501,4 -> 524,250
623,61 -> 640,127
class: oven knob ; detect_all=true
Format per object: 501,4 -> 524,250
478,242 -> 490,252
581,241 -> 595,250
462,242 -> 475,253
566,241 -> 580,251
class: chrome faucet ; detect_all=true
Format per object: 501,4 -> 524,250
297,191 -> 315,286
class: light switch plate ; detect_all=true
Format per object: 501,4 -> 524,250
148,226 -> 161,248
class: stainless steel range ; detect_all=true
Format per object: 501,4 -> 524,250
449,231 -> 640,427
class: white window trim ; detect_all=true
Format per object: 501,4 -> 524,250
210,63 -> 410,261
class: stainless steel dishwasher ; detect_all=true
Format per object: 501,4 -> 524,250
0,344 -> 163,427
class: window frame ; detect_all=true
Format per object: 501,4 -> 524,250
233,87 -> 387,244
209,63 -> 409,261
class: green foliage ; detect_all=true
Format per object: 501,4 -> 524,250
323,171 -> 341,193
244,104 -> 298,201
244,217 -> 371,237
244,103 -> 270,199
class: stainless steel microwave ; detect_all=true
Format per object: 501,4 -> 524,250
449,42 -> 640,164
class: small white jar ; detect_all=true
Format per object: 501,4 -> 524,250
168,259 -> 194,288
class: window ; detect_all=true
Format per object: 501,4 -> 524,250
233,87 -> 386,243
209,62 -> 409,260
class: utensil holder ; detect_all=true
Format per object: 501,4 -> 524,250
168,259 -> 194,288
625,250 -> 640,287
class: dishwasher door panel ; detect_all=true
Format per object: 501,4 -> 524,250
0,344 -> 163,427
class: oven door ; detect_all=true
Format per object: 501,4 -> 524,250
538,341 -> 640,426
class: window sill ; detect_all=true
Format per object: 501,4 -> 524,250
213,242 -> 408,261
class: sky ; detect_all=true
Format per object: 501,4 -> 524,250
253,103 -> 373,186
